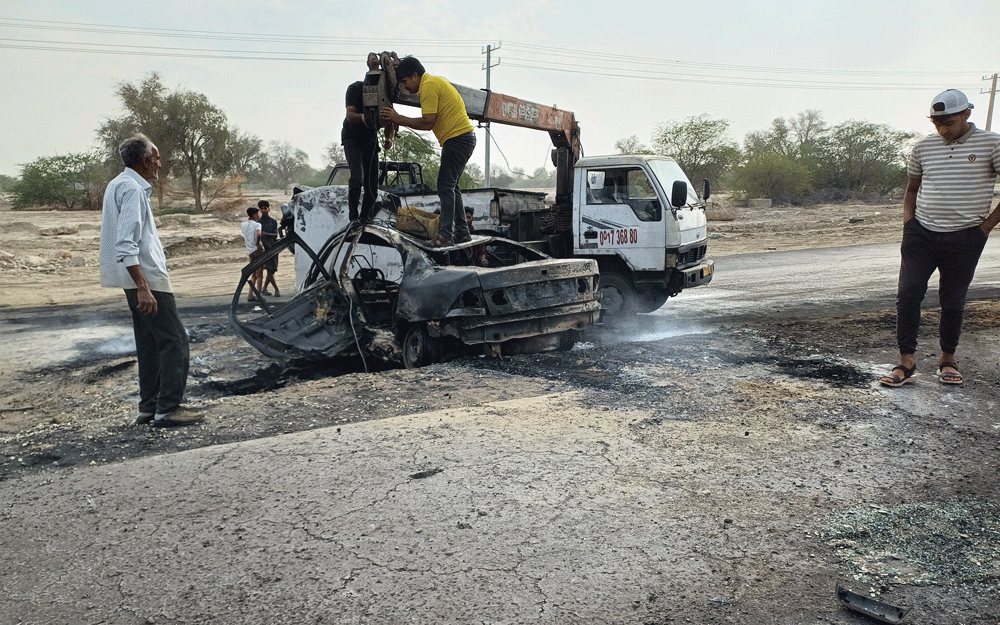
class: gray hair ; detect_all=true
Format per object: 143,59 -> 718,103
119,134 -> 155,168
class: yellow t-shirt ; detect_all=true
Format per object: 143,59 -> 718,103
419,74 -> 474,146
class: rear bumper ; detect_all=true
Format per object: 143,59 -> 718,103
430,300 -> 603,345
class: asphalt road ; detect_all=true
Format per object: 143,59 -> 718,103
5,240 -> 1000,371
663,241 -> 1000,323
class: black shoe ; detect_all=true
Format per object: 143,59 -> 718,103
136,411 -> 155,425
152,407 -> 205,427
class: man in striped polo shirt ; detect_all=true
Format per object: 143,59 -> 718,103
881,89 -> 1000,387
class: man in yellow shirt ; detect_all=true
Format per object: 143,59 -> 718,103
381,56 -> 476,246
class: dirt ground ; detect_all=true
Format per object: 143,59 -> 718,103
3,192 -> 1000,623
0,193 -> 908,435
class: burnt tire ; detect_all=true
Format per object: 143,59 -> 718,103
598,272 -> 638,319
401,323 -> 438,369
557,330 -> 580,352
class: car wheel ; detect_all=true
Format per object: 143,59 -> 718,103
598,272 -> 638,319
401,323 -> 437,369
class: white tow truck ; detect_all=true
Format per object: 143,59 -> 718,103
351,52 -> 714,318
293,52 -> 713,320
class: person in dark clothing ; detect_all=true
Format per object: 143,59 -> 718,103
465,207 -> 487,266
343,53 -> 396,222
258,200 -> 280,297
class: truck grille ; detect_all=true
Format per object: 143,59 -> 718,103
677,245 -> 707,267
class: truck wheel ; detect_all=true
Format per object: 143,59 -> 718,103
637,291 -> 670,314
401,324 -> 438,369
598,272 -> 638,319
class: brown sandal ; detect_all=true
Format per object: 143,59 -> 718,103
937,362 -> 963,385
427,234 -> 453,248
880,364 -> 917,387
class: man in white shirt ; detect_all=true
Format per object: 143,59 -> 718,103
99,134 -> 204,427
242,206 -> 264,301
880,90 -> 1000,387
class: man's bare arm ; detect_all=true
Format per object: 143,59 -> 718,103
980,200 -> 1000,236
345,105 -> 366,126
126,264 -> 158,316
380,106 -> 436,131
903,176 -> 920,224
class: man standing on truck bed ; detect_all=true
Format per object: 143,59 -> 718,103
380,55 -> 476,247
344,53 -> 395,222
880,89 -> 1000,387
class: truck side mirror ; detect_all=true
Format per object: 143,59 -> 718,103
703,179 -> 711,201
670,180 -> 688,208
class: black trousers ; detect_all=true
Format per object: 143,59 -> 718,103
437,131 -> 477,239
896,219 -> 988,354
342,133 -> 378,222
125,289 -> 190,415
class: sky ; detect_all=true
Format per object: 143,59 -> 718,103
1,0 -> 998,182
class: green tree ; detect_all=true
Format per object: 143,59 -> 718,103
650,114 -> 740,187
97,72 -> 177,209
9,152 -> 106,210
743,117 -> 796,160
166,90 -> 231,211
462,162 -> 484,188
489,166 -> 524,189
790,109 -> 828,146
0,174 -> 17,192
384,130 -> 438,163
812,121 -> 916,195
730,153 -> 813,203
225,128 -> 265,192
614,135 -> 649,155
299,166 -> 332,188
99,73 -> 240,210
323,141 -> 346,168
267,141 -> 310,192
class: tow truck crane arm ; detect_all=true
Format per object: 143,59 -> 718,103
362,52 -> 581,208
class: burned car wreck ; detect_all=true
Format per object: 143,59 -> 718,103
229,188 -> 602,368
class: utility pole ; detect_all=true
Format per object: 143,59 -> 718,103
981,73 -> 998,132
482,43 -> 501,187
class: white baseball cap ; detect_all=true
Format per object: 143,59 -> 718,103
930,89 -> 974,117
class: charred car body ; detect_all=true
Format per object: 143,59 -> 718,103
229,186 -> 602,368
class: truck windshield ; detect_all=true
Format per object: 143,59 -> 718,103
646,160 -> 701,207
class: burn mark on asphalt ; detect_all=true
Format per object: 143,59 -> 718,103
772,358 -> 870,387
201,356 -> 395,397
410,468 -> 443,479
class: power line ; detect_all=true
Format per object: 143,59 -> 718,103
0,17 -> 485,47
0,37 -> 480,62
1,17 -> 984,83
502,41 -> 982,78
0,18 -> 985,92
501,62 -> 958,91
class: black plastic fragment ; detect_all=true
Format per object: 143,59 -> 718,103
835,583 -> 912,624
